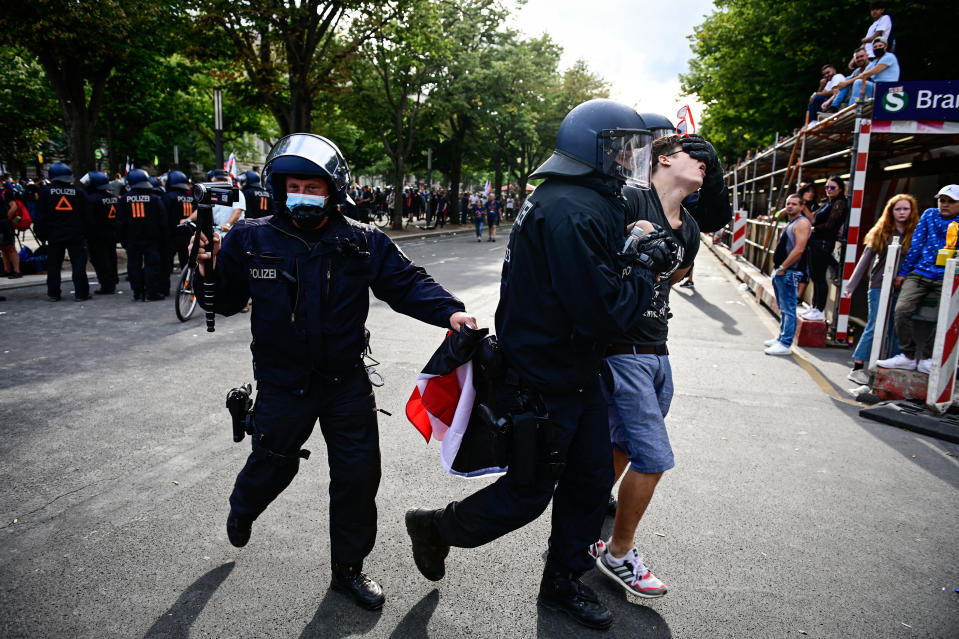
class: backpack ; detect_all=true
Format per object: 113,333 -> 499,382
11,198 -> 31,231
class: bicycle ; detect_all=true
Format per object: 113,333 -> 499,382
175,221 -> 198,322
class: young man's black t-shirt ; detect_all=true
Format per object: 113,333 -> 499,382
619,185 -> 700,346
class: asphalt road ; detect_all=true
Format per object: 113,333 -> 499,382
0,230 -> 957,638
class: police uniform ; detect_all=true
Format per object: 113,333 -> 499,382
36,180 -> 91,300
433,175 -> 655,575
241,184 -> 274,220
86,190 -> 121,293
120,185 -> 169,300
202,201 -> 464,566
162,189 -> 196,270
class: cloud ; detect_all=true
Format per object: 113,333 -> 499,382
515,0 -> 714,123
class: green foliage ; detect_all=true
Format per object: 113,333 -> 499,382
0,46 -> 60,176
682,0 -> 958,160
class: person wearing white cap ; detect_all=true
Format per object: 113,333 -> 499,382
877,185 -> 959,373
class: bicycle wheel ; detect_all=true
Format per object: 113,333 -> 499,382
175,265 -> 197,322
372,211 -> 389,228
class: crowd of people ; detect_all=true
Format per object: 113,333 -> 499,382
763,177 -> 959,389
806,2 -> 899,122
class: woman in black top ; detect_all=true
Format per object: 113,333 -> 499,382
801,176 -> 847,321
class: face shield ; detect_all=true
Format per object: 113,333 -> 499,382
598,129 -> 653,189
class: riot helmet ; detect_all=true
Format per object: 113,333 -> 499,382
530,99 -> 652,189
167,170 -> 190,191
639,113 -> 677,140
126,169 -> 151,190
49,162 -> 74,184
242,170 -> 260,187
80,171 -> 110,192
262,133 -> 353,229
148,176 -> 161,192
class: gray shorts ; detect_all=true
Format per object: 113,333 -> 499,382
601,353 -> 675,474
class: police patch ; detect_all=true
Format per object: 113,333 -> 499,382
249,268 -> 277,280
515,199 -> 535,230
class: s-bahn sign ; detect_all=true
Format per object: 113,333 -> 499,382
874,81 -> 959,121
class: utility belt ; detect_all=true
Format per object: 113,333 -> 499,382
472,338 -> 566,495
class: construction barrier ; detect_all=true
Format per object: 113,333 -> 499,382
731,210 -> 746,256
867,236 -> 901,372
836,117 -> 871,342
926,258 -> 959,413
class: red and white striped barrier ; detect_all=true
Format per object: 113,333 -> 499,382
731,210 -> 746,255
836,118 -> 872,342
867,236 -> 901,371
926,257 -> 959,413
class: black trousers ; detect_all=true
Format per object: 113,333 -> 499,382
808,239 -> 836,311
436,376 -> 614,575
46,239 -> 89,299
88,236 -> 118,292
126,241 -> 162,297
230,369 -> 380,565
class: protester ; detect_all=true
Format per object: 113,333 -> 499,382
472,197 -> 485,241
1,179 -> 22,278
484,192 -> 499,242
877,185 -> 959,373
801,176 -> 846,323
766,194 -> 811,355
843,194 -> 919,384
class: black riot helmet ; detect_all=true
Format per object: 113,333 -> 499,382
126,168 -> 151,190
262,133 -> 353,229
167,170 -> 190,191
242,170 -> 260,187
49,162 -> 74,184
530,99 -> 652,189
639,113 -> 676,139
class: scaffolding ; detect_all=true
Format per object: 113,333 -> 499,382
721,99 -> 959,342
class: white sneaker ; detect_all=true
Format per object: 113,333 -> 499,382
764,337 -> 780,347
765,342 -> 792,355
847,369 -> 870,385
596,547 -> 667,598
876,353 -> 916,370
799,307 -> 815,318
802,308 -> 826,322
917,358 -> 933,374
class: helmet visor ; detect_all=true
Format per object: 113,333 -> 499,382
264,133 -> 350,192
598,129 -> 653,189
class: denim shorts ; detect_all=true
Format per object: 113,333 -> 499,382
601,353 -> 675,473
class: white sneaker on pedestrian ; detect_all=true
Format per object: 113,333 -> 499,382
876,353 -> 916,370
917,358 -> 933,374
764,337 -> 780,347
799,307 -> 814,318
847,368 -> 870,385
802,308 -> 826,322
765,342 -> 792,355
596,547 -> 667,599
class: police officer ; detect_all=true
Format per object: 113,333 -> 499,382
240,170 -> 274,220
119,169 -> 168,300
405,99 -> 673,629
35,162 -> 92,301
640,113 -> 732,234
81,171 -> 120,294
193,133 -> 475,611
162,170 -> 195,271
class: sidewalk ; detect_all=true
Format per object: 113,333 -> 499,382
0,220 -> 506,293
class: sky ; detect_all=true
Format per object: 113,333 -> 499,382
514,0 -> 716,126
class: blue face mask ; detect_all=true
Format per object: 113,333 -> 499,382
285,192 -> 329,229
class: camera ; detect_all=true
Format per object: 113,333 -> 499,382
192,182 -> 239,207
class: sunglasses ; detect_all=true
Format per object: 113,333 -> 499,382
825,185 -> 839,191
676,105 -> 695,137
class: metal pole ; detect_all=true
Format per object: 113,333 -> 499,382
173,144 -> 179,169
427,147 -> 433,188
214,88 -> 224,169
749,152 -> 758,217
768,133 -> 779,213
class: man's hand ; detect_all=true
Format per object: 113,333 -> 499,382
189,231 -> 221,277
449,311 -> 478,332
627,220 -> 656,235
894,275 -> 906,290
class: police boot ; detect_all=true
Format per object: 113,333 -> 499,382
405,509 -> 449,581
226,510 -> 253,548
538,566 -> 613,630
330,562 -> 385,611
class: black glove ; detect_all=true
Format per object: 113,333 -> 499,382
681,134 -> 723,195
681,134 -> 732,233
632,229 -> 682,275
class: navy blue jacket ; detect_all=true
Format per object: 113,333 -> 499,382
86,191 -> 121,240
35,184 -> 90,243
242,186 -> 275,219
199,212 -> 465,390
119,188 -> 168,246
495,175 -> 656,395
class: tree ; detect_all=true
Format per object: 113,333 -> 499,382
1,1 -> 187,174
0,46 -> 60,177
681,0 -> 957,160
195,0 -> 400,136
